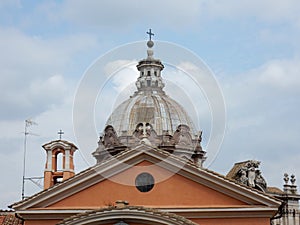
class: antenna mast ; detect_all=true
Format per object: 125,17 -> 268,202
21,120 -> 28,200
21,119 -> 39,200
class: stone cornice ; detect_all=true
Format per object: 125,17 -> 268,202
16,206 -> 278,220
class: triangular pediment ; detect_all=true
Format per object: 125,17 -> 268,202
12,144 -> 280,211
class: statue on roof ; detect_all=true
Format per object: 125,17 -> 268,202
231,160 -> 267,192
103,125 -> 120,148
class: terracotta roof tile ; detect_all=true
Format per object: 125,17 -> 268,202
226,161 -> 250,180
267,187 -> 284,194
0,211 -> 22,225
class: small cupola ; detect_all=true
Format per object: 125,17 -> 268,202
42,139 -> 77,189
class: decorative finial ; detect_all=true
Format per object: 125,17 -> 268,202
146,29 -> 154,49
197,131 -> 203,143
291,174 -> 296,185
58,129 -> 64,140
284,173 -> 289,184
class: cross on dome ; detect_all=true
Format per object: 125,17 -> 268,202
146,29 -> 154,49
146,29 -> 154,41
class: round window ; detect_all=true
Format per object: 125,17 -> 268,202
135,172 -> 155,192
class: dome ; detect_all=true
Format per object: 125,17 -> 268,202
106,91 -> 196,136
93,37 -> 206,167
105,39 -> 196,137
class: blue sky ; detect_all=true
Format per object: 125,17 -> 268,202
1,0 -> 300,209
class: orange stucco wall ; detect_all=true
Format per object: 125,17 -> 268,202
48,161 -> 246,208
24,220 -> 60,225
192,217 -> 269,225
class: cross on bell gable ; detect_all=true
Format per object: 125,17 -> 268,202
57,129 -> 64,140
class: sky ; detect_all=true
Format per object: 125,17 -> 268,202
1,0 -> 300,209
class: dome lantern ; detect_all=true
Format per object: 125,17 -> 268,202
135,30 -> 165,93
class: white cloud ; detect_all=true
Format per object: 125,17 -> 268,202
104,60 -> 138,92
30,74 -> 66,95
257,59 -> 300,90
42,0 -> 300,31
0,27 -> 98,76
0,0 -> 21,9
0,73 -> 68,120
205,0 -> 300,25
58,0 -> 202,29
212,57 -> 300,188
224,58 -> 300,105
0,27 -> 98,120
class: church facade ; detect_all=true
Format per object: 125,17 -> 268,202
9,36 -> 300,225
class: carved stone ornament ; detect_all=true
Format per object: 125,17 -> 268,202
132,122 -> 160,146
171,124 -> 193,146
92,135 -> 112,163
103,125 -> 120,148
133,122 -> 152,139
236,160 -> 267,192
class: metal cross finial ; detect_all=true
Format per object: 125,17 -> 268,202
58,129 -> 64,140
146,29 -> 154,41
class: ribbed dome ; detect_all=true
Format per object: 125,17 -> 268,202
106,91 -> 196,136
95,37 -> 205,167
105,39 -> 196,137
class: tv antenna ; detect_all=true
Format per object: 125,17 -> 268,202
21,119 -> 43,200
